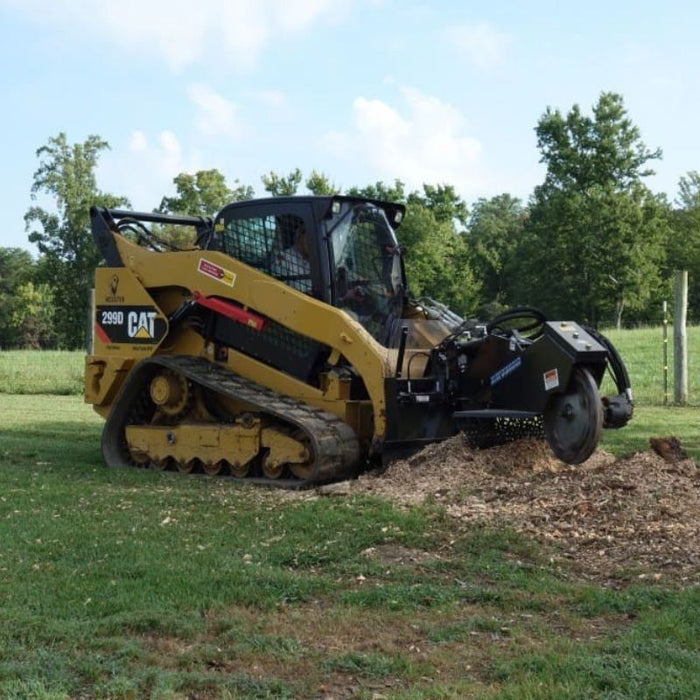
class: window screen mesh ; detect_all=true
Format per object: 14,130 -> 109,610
216,212 -> 326,382
221,214 -> 311,293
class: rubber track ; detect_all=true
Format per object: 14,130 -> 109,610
101,355 -> 360,489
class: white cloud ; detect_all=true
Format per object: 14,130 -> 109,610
128,130 -> 148,152
446,22 -> 509,70
157,131 -> 188,175
99,130 -> 202,210
7,0 -> 354,72
324,85 -> 485,195
187,84 -> 242,141
256,90 -> 290,110
273,0 -> 350,33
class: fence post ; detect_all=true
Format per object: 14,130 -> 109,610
86,288 -> 95,355
673,270 -> 688,405
662,300 -> 669,405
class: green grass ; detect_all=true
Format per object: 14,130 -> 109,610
2,326 -> 698,405
0,394 -> 698,698
0,336 -> 698,695
0,350 -> 84,394
3,328 -> 698,458
599,404 -> 700,461
601,325 -> 700,406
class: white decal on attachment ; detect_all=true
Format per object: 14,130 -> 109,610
543,368 -> 560,391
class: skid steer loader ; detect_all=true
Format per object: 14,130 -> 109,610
85,196 -> 633,486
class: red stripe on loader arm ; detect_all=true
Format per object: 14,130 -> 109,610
193,291 -> 266,331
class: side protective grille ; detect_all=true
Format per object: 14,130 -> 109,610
221,214 -> 312,293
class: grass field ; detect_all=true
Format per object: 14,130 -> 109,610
0,337 -> 699,698
0,350 -> 84,395
0,394 -> 698,699
600,325 -> 700,406
1,326 -> 697,404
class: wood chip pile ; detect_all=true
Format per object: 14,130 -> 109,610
351,436 -> 700,584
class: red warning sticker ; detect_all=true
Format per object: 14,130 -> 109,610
543,368 -> 560,391
198,258 -> 236,287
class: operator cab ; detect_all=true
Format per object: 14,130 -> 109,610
216,196 -> 406,346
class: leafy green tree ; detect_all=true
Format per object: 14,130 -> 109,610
347,180 -> 477,314
0,248 -> 34,296
408,184 -> 469,227
668,171 -> 700,321
347,180 -> 406,203
25,133 -> 128,348
156,169 -> 253,248
515,92 -> 669,327
7,281 -> 55,348
261,168 -> 303,196
465,194 -> 526,314
0,248 -> 38,347
158,169 -> 253,217
305,170 -> 340,195
398,202 -> 479,314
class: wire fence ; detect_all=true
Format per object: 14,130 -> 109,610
600,326 -> 699,407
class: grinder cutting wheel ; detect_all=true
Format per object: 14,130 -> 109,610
543,367 -> 603,464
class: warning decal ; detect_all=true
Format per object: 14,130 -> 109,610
198,258 -> 236,287
543,368 -> 560,391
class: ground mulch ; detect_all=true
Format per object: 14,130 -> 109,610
327,436 -> 700,585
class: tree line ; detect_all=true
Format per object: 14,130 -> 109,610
1,91 -> 698,349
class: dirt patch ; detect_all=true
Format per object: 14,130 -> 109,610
202,602 -> 497,697
361,543 -> 443,567
334,436 -> 700,585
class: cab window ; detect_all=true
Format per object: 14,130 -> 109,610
330,205 -> 403,343
220,213 -> 312,293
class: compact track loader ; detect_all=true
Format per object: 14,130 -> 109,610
85,196 -> 633,486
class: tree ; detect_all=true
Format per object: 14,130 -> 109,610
465,194 -> 526,314
158,169 -> 253,217
0,248 -> 39,347
156,169 -> 254,248
516,93 -> 669,327
408,184 -> 469,227
261,168 -> 303,196
398,202 -> 479,315
305,170 -> 340,196
668,171 -> 700,321
347,180 -> 477,314
7,281 -> 55,348
25,133 -> 128,348
347,180 -> 406,204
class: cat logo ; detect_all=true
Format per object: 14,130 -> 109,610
127,311 -> 157,339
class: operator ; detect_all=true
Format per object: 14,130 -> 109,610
271,219 -> 312,293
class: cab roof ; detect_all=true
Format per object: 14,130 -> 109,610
215,195 -> 406,230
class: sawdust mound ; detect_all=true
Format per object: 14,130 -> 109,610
353,435 -> 700,584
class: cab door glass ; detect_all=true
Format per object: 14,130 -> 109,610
330,205 -> 402,342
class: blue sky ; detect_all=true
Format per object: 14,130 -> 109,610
1,0 -> 698,253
